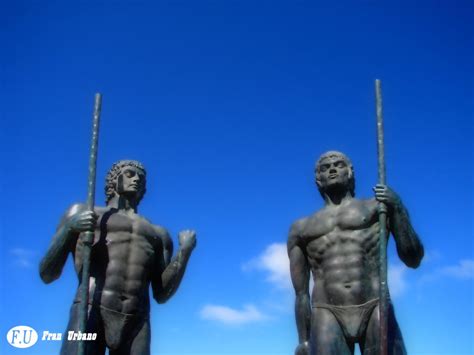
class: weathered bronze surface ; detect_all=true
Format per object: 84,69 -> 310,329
288,151 -> 423,355
40,160 -> 196,354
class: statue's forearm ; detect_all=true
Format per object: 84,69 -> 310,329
39,225 -> 74,283
390,201 -> 424,268
156,248 -> 192,303
295,292 -> 311,343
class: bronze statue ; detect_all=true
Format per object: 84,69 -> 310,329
40,160 -> 196,354
288,151 -> 423,355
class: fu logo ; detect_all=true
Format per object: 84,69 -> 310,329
6,326 -> 38,348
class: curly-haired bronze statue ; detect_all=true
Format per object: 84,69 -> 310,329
40,160 -> 196,354
288,151 -> 423,355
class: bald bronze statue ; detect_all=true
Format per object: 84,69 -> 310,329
40,160 -> 196,354
288,151 -> 423,355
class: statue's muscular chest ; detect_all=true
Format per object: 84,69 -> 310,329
93,211 -> 159,266
302,200 -> 379,255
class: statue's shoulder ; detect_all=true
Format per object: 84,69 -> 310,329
64,203 -> 86,216
57,203 -> 88,225
63,203 -> 109,217
150,223 -> 168,236
54,203 -> 87,229
345,198 -> 379,223
289,217 -> 307,236
289,209 -> 326,233
360,197 -> 377,206
351,198 -> 378,211
150,224 -> 172,248
310,207 -> 328,222
288,216 -> 310,249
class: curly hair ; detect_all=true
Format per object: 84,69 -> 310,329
105,160 -> 147,204
314,151 -> 355,198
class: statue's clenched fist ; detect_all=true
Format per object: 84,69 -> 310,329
178,230 -> 197,252
68,210 -> 98,233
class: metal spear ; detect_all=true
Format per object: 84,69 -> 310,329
78,93 -> 102,355
375,80 -> 388,355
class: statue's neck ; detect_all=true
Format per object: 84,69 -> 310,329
107,194 -> 138,213
323,188 -> 353,206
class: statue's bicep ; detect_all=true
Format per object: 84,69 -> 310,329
289,246 -> 309,293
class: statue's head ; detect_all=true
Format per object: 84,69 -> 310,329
315,151 -> 355,198
105,160 -> 147,205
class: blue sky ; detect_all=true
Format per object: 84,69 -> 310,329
1,1 -> 473,354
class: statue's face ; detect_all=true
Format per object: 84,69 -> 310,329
117,166 -> 146,196
317,156 -> 351,191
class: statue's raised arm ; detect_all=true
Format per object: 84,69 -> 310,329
151,227 -> 196,304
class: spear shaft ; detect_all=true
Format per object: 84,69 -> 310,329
375,80 -> 388,355
78,93 -> 102,355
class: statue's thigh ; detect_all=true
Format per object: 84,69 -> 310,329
129,319 -> 151,355
108,318 -> 150,355
360,304 -> 379,355
311,307 -> 352,355
362,304 -> 406,355
60,304 -> 106,355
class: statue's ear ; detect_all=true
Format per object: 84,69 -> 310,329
348,166 -> 354,179
115,175 -> 123,193
315,176 -> 321,188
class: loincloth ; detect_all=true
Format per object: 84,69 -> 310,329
99,305 -> 148,350
312,298 -> 379,341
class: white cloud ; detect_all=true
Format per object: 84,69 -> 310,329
388,263 -> 408,298
242,243 -> 291,290
200,304 -> 267,325
201,244 -> 288,325
439,259 -> 474,279
10,248 -> 37,268
417,259 -> 474,290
